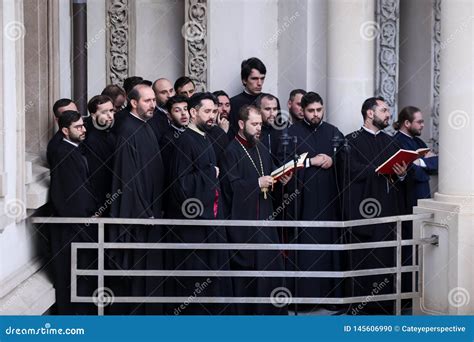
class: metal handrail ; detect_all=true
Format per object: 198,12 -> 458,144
31,213 -> 436,316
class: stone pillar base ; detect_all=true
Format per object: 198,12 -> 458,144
413,194 -> 474,315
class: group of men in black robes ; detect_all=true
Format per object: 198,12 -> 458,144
46,56 -> 436,316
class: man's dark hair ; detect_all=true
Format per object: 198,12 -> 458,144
174,76 -> 195,92
393,105 -> 421,130
301,92 -> 324,110
87,95 -> 113,114
188,92 -> 218,110
361,96 -> 385,120
241,57 -> 266,81
239,104 -> 260,122
122,76 -> 152,95
289,89 -> 307,101
101,84 -> 126,101
254,93 -> 278,109
53,98 -> 74,119
58,110 -> 81,130
166,95 -> 189,113
212,90 -> 230,100
127,84 -> 151,103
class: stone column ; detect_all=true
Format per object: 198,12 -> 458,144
326,0 -> 375,135
414,0 -> 473,315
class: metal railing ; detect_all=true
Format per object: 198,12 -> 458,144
31,213 -> 437,316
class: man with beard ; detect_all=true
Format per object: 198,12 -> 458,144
205,90 -> 231,165
287,89 -> 306,126
282,92 -> 344,310
342,96 -> 409,315
167,92 -> 234,314
393,106 -> 438,208
101,84 -> 126,113
220,105 -> 291,315
149,78 -> 176,140
49,111 -> 97,314
229,57 -> 266,139
113,76 -> 152,133
82,95 -> 116,216
109,84 -> 165,314
46,98 -> 78,167
213,90 -> 231,134
255,93 -> 281,164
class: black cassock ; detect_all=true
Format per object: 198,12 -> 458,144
283,120 -> 344,300
83,117 -> 116,214
110,113 -> 165,314
341,128 -> 410,314
220,135 -> 287,315
208,125 -> 230,166
46,130 -> 64,167
49,139 -> 98,314
167,127 -> 234,315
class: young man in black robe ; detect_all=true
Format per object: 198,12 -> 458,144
393,106 -> 438,208
228,57 -> 266,139
49,110 -> 98,314
167,92 -> 234,315
220,105 -> 291,315
109,84 -> 165,314
342,97 -> 409,315
282,92 -> 345,310
46,98 -> 78,167
255,93 -> 282,164
148,78 -> 175,141
287,89 -> 306,126
83,95 -> 116,216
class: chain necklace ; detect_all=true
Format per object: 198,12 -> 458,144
237,138 -> 269,199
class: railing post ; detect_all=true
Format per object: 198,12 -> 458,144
97,222 -> 105,316
395,220 -> 402,315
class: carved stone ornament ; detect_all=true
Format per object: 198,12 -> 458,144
375,0 -> 399,135
184,0 -> 208,91
107,0 -> 129,85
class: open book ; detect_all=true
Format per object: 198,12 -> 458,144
271,152 -> 308,181
375,148 -> 430,174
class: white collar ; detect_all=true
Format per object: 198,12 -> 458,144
129,111 -> 147,122
399,130 -> 413,139
362,125 -> 382,136
188,123 -> 205,136
63,138 -> 79,147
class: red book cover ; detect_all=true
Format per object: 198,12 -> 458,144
375,148 -> 430,174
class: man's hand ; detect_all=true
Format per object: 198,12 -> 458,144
393,161 -> 407,177
425,151 -> 437,158
218,117 -> 230,133
278,172 -> 293,185
310,154 -> 333,169
258,175 -> 274,189
214,166 -> 220,178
